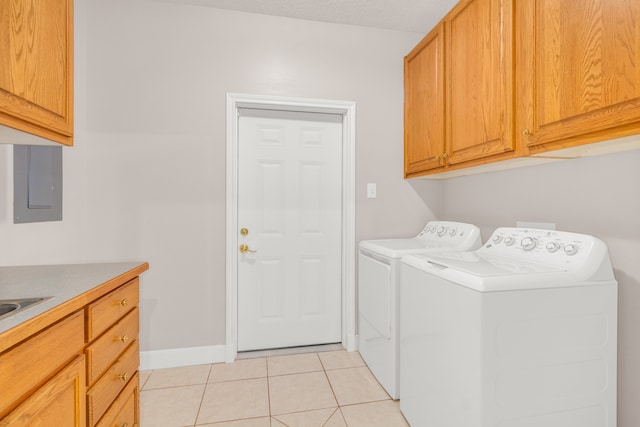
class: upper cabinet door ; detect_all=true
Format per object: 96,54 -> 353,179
521,0 -> 640,153
445,0 -> 515,165
404,23 -> 446,177
0,0 -> 74,146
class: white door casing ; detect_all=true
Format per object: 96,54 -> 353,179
237,110 -> 342,351
226,93 -> 356,362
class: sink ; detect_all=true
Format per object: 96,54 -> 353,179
0,297 -> 52,320
0,303 -> 20,316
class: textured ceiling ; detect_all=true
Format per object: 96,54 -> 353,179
158,0 -> 459,33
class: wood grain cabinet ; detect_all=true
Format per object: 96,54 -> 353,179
518,0 -> 640,154
404,23 -> 445,177
85,278 -> 140,427
0,311 -> 86,426
445,0 -> 516,166
0,264 -> 147,427
404,0 -> 640,177
0,0 -> 74,145
404,0 -> 518,177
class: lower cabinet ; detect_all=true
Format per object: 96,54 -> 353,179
85,278 -> 140,426
0,355 -> 86,427
0,269 -> 145,427
95,373 -> 139,427
0,310 -> 86,426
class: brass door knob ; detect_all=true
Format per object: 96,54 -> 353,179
239,244 -> 256,253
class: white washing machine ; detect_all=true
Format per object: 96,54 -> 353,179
358,220 -> 482,399
400,227 -> 618,427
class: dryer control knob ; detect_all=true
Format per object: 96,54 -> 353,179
521,237 -> 538,251
438,226 -> 447,236
492,235 -> 503,244
546,241 -> 560,253
449,228 -> 457,236
564,244 -> 579,256
504,236 -> 515,246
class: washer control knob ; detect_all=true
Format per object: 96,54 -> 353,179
504,236 -> 515,246
438,226 -> 447,236
449,228 -> 457,236
521,237 -> 538,251
492,235 -> 503,244
546,241 -> 560,253
564,244 -> 579,256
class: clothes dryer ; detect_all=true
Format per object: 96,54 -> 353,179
400,227 -> 618,427
358,220 -> 482,399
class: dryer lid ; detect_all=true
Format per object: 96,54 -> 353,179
360,238 -> 449,259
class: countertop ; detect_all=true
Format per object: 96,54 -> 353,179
0,262 -> 149,338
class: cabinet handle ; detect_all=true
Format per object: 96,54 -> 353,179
443,152 -> 450,165
119,423 -> 129,427
523,129 -> 533,136
118,372 -> 129,382
116,334 -> 129,343
118,298 -> 128,307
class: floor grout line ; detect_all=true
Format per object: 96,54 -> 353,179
139,350 -> 407,427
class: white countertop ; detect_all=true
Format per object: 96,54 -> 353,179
0,262 -> 147,335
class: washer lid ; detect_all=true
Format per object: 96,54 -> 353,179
416,251 -> 565,276
399,251 -> 599,292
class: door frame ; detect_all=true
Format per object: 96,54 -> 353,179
225,93 -> 356,362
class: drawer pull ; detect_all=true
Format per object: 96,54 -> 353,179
117,334 -> 129,343
118,372 -> 129,382
118,298 -> 129,307
119,423 -> 129,427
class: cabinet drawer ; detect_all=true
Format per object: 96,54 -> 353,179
86,308 -> 139,386
95,373 -> 138,427
87,340 -> 139,426
0,310 -> 84,417
87,278 -> 139,341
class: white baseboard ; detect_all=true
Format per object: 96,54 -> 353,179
140,345 -> 226,371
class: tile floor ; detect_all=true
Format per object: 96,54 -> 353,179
140,349 -> 409,427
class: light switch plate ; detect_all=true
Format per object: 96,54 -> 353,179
367,183 -> 377,199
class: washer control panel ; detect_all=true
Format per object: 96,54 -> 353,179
481,227 -> 605,269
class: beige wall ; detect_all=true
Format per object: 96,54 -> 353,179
1,0 -> 637,424
0,0 -> 439,351
438,148 -> 640,426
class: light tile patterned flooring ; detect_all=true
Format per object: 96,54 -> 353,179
140,350 -> 409,427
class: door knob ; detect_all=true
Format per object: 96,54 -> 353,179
239,244 -> 256,253
240,228 -> 249,236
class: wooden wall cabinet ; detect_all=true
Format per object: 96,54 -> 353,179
405,0 -> 640,177
404,0 -> 518,178
404,23 -> 445,177
445,0 -> 515,166
0,0 -> 74,146
519,0 -> 640,155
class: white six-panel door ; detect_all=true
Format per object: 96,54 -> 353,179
237,109 -> 343,351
